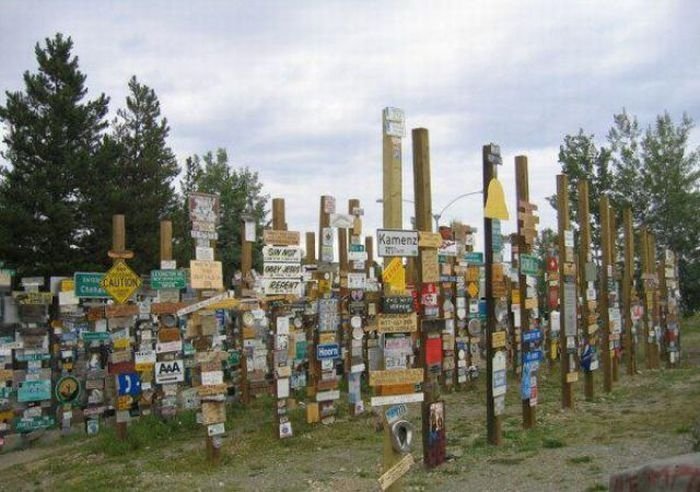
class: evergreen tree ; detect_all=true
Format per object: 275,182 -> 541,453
0,33 -> 109,277
90,76 -> 180,273
176,149 -> 268,282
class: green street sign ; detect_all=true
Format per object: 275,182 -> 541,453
81,332 -> 111,342
464,252 -> 484,265
14,416 -> 56,432
520,254 -> 540,276
150,269 -> 187,290
348,244 -> 365,253
18,379 -> 52,402
74,272 -> 108,298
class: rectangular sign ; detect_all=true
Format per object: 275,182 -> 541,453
370,392 -> 424,407
189,192 -> 219,223
384,404 -> 408,425
377,313 -> 418,333
329,213 -> 354,229
464,252 -> 484,265
369,368 -> 423,387
74,272 -> 108,298
195,246 -> 214,261
520,254 -> 540,276
263,246 -> 302,263
262,263 -> 303,279
155,360 -> 184,384
263,230 -> 300,246
262,278 -> 303,296
418,231 -> 442,248
376,229 -> 419,257
190,260 -> 223,290
316,343 -> 340,360
18,379 -> 51,402
378,453 -> 414,491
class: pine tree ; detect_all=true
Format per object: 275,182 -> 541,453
0,33 -> 109,277
91,76 -> 180,273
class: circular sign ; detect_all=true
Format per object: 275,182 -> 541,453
242,311 -> 254,327
350,316 -> 362,329
161,314 -> 177,328
458,349 -> 466,360
55,375 -> 81,405
293,317 -> 303,329
456,308 -> 467,320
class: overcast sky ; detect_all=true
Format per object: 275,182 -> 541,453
1,1 -> 699,252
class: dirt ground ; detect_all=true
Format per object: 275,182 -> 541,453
2,325 -> 699,491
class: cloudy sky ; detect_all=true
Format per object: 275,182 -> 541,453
1,1 -> 699,251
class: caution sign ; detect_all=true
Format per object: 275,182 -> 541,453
100,260 -> 142,304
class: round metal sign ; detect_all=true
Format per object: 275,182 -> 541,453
467,318 -> 482,336
55,375 -> 81,405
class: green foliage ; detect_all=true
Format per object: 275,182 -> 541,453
174,149 -> 268,282
555,110 -> 700,312
0,33 -> 110,277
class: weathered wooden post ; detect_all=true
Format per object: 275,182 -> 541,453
622,208 -> 636,376
577,180 -> 596,400
556,176 -> 575,409
515,156 -> 539,429
483,144 -> 507,444
648,233 -> 661,369
609,206 -> 620,383
111,214 -> 130,441
600,196 -> 613,393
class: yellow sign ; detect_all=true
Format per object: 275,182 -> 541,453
421,249 -> 439,283
418,232 -> 442,248
190,260 -> 223,290
382,257 -> 405,293
492,331 -> 506,348
369,368 -> 424,387
100,260 -> 141,304
61,279 -> 75,292
484,178 -> 509,220
377,313 -> 418,333
467,282 -> 479,298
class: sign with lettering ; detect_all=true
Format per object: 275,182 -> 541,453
188,192 -> 219,223
262,263 -> 302,279
418,232 -> 442,248
74,272 -> 108,298
18,379 -> 51,402
189,260 -> 223,290
14,416 -> 55,433
100,260 -> 141,304
520,254 -> 540,276
369,368 -> 423,386
150,270 -> 187,290
263,246 -> 302,263
155,360 -> 184,384
262,278 -> 303,296
377,313 -> 418,333
378,453 -> 414,491
382,295 -> 414,314
316,343 -> 340,360
382,257 -> 406,292
464,252 -> 484,265
263,230 -> 300,246
377,229 -> 419,257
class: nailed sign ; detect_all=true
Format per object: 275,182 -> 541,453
150,270 -> 187,290
377,313 -> 418,333
263,246 -> 302,263
263,230 -> 300,246
377,229 -> 419,257
155,360 -> 184,384
74,272 -> 108,298
188,192 -> 219,223
262,263 -> 303,279
190,260 -> 223,290
369,368 -> 423,386
100,260 -> 141,304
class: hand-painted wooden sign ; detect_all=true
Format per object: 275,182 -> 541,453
263,230 -> 300,246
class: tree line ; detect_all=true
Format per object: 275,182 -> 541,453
0,34 -> 268,282
548,110 -> 700,312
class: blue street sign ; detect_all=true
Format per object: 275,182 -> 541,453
117,373 -> 141,396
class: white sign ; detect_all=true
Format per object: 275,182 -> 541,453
176,291 -> 235,316
263,263 -> 303,279
564,230 -> 574,248
207,422 -> 225,436
370,392 -> 424,407
134,350 -> 156,365
262,278 -> 303,296
330,213 -> 354,229
347,273 -> 366,290
262,246 -> 302,263
190,230 -> 218,240
156,340 -> 183,354
376,229 -> 419,257
316,389 -> 340,402
244,220 -> 256,242
201,370 -> 224,386
161,260 -> 177,270
195,246 -> 214,261
155,360 -> 184,384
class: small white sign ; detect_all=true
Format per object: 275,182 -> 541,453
207,422 -> 225,436
155,360 -> 184,384
347,273 -> 366,290
330,213 -> 354,229
156,340 -> 183,354
161,260 -> 177,270
370,392 -> 424,407
201,370 -> 224,386
316,389 -> 340,402
196,247 -> 214,261
376,229 -> 419,257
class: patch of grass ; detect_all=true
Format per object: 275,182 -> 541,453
489,457 -> 525,465
542,438 -> 566,449
568,455 -> 593,464
675,424 -> 691,434
586,484 -> 607,491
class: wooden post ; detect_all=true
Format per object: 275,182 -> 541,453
556,176 -> 574,409
383,109 -> 403,231
272,198 -> 286,231
649,233 -> 660,369
577,180 -> 595,400
160,220 -> 172,262
515,156 -> 535,429
318,196 -> 331,262
305,232 -> 316,264
112,215 -> 128,441
658,256 -> 668,366
640,227 -> 652,370
365,237 -> 374,276
484,145 -> 503,444
609,207 -> 620,383
600,196 -> 613,393
622,209 -> 636,375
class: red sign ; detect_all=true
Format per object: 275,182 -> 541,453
426,337 -> 442,366
546,256 -> 558,272
108,361 -> 136,375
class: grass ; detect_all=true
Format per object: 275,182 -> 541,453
568,455 -> 593,464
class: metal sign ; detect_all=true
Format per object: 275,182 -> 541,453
117,373 -> 141,396
155,360 -> 184,384
263,246 -> 302,263
520,254 -> 540,276
74,272 -> 108,298
18,379 -> 52,402
150,270 -> 186,290
316,343 -> 340,360
100,260 -> 141,304
188,192 -> 219,223
377,229 -> 419,257
55,375 -> 81,404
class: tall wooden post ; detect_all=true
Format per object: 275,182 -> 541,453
305,232 -> 316,265
272,198 -> 286,231
318,196 -> 332,262
556,176 -> 574,409
609,207 -> 620,383
515,156 -> 536,428
640,227 -> 652,370
112,214 -> 129,441
622,209 -> 636,375
649,233 -> 660,369
484,145 -> 503,444
365,237 -> 374,276
600,196 -> 613,393
383,108 -> 403,231
578,180 -> 595,400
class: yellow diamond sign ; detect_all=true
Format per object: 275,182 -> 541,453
100,260 -> 141,304
467,282 -> 479,298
